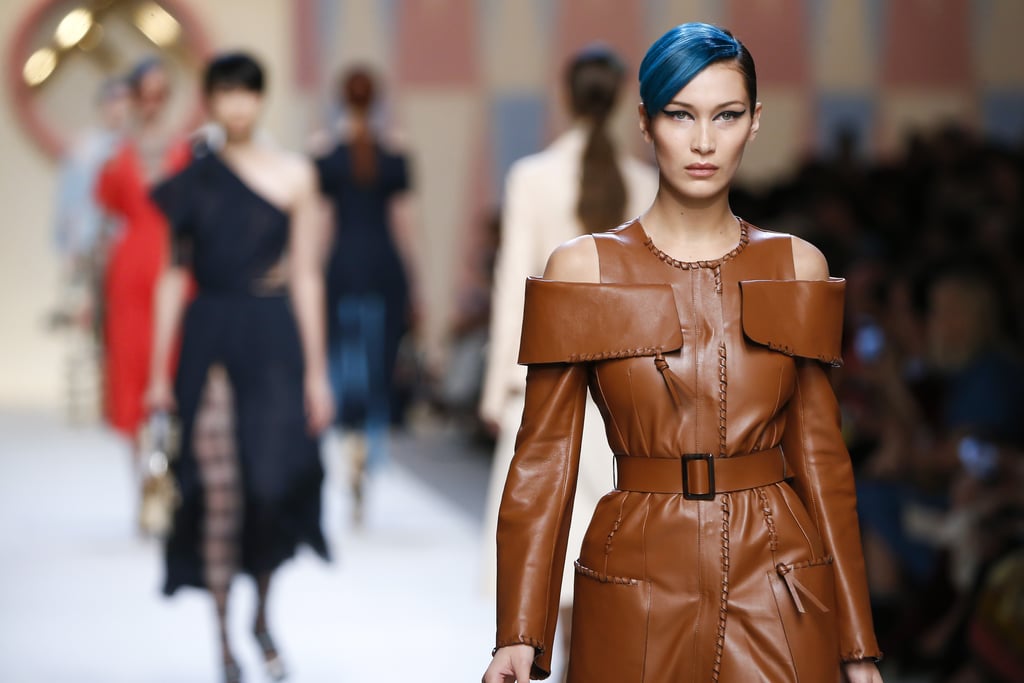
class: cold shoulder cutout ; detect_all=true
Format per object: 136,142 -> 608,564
791,236 -> 830,280
543,234 -> 600,283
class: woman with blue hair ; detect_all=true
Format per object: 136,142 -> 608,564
483,23 -> 883,682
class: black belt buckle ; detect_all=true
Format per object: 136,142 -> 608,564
682,453 -> 715,500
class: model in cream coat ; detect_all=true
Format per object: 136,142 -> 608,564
480,124 -> 658,609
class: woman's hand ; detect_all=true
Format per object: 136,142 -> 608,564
145,376 -> 176,413
482,644 -> 534,683
843,659 -> 883,683
304,372 -> 335,435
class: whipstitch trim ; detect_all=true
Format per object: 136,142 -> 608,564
643,221 -> 750,271
574,560 -> 641,586
712,494 -> 732,682
568,346 -> 664,362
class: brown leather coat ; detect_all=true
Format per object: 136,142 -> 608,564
495,220 -> 881,682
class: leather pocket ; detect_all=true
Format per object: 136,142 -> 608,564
568,561 -> 651,683
768,558 -> 841,682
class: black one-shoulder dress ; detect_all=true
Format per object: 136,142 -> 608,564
152,151 -> 328,595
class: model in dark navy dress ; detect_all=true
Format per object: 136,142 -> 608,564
316,141 -> 410,407
315,67 -> 413,520
147,54 -> 333,683
153,150 -> 328,594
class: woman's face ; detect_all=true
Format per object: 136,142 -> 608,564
639,62 -> 761,202
134,67 -> 170,124
207,87 -> 263,142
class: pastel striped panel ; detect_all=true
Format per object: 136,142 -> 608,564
293,0 -> 321,88
491,94 -> 548,198
461,108 -> 497,290
481,0 -> 550,91
739,86 -> 811,184
398,89 -> 485,355
725,0 -> 810,86
554,0 -> 648,76
395,0 -> 479,85
974,0 -> 1024,87
878,90 -> 977,150
981,92 -> 1024,143
646,0 -> 724,43
881,0 -> 972,87
816,93 -> 876,157
332,0 -> 392,73
812,0 -> 876,89
545,0 -> 647,138
316,0 -> 341,69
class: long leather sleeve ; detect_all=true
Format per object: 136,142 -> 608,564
781,358 -> 882,662
495,361 -> 589,679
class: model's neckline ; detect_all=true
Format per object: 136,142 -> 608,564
637,217 -> 749,270
209,152 -> 290,218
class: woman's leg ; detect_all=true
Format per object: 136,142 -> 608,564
254,571 -> 273,633
331,297 -> 382,524
194,366 -> 243,676
253,571 -> 287,680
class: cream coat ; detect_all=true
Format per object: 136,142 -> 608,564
480,126 -> 658,604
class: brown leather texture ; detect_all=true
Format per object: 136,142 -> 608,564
518,279 -> 682,364
739,278 -> 846,366
495,220 -> 880,681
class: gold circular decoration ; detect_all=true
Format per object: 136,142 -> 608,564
6,0 -> 212,158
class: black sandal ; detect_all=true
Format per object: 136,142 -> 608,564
254,630 -> 287,681
223,659 -> 243,683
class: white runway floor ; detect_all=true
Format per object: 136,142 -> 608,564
0,410 -> 498,682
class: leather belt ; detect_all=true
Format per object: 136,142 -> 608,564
615,446 -> 788,500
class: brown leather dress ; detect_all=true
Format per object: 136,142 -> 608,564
494,220 -> 882,682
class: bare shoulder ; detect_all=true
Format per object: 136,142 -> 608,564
270,148 -> 317,196
543,235 -> 600,283
791,236 -> 830,281
305,128 -> 336,157
380,128 -> 410,154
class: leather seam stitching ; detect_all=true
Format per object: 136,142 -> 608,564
573,560 -> 641,585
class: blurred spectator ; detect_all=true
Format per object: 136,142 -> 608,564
314,66 -> 417,524
732,123 -> 1024,682
51,77 -> 131,420
95,57 -> 190,441
54,77 -> 130,291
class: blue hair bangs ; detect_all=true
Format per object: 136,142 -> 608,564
639,23 -> 742,116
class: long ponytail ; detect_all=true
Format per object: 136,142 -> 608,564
569,48 -> 628,234
340,67 -> 378,186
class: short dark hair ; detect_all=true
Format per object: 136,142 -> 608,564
203,52 -> 265,95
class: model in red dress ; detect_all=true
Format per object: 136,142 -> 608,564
95,59 -> 190,436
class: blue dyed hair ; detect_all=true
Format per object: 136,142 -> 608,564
639,23 -> 756,117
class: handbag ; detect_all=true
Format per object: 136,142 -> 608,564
137,410 -> 181,537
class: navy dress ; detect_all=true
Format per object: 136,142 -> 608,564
152,152 -> 328,595
315,143 -> 411,443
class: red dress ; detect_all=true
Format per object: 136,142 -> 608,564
96,140 -> 190,435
